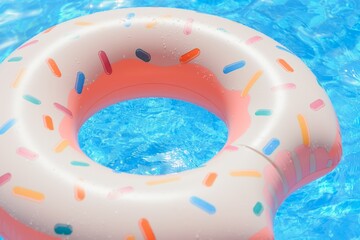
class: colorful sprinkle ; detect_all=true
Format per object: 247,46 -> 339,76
54,224 -> 73,235
98,50 -> 112,75
54,140 -> 69,153
70,161 -> 90,167
276,45 -> 293,54
271,83 -> 296,91
75,71 -> 85,94
203,172 -> 218,187
179,48 -> 200,63
146,19 -> 158,29
183,18 -> 194,35
230,171 -> 262,178
125,235 -> 136,240
223,60 -> 246,74
12,68 -> 26,88
13,186 -> 45,201
43,115 -> 54,130
139,218 -> 156,240
146,177 -> 180,186
19,40 -> 39,50
16,147 -> 38,160
75,183 -> 86,201
255,109 -> 272,116
107,186 -> 134,200
123,13 -> 135,27
0,119 -> 16,135
241,70 -> 263,96
75,21 -> 94,26
297,114 -> 310,147
135,48 -> 151,62
253,202 -> 264,216
246,36 -> 263,45
310,99 -> 325,111
0,173 -> 11,186
263,138 -> 280,155
54,102 -> 73,118
190,196 -> 216,215
23,94 -> 41,105
224,145 -> 239,151
47,58 -> 62,77
277,58 -> 294,72
43,26 -> 55,34
8,56 -> 23,62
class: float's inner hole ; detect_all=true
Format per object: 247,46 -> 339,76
78,97 -> 228,175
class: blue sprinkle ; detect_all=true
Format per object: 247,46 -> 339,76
124,12 -> 135,27
75,71 -> 85,94
23,94 -> 41,105
135,48 -> 151,62
253,201 -> 264,216
223,60 -> 246,74
190,196 -> 216,215
262,138 -> 280,155
276,45 -> 293,54
0,119 -> 16,135
8,56 -> 23,62
255,109 -> 272,116
71,161 -> 90,167
54,223 -> 73,235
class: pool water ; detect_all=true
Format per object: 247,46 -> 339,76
0,0 -> 359,239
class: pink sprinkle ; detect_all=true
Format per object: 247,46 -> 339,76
271,83 -> 296,91
224,145 -> 239,151
18,40 -> 39,50
310,99 -> 325,111
183,18 -> 194,35
0,173 -> 11,186
16,147 -> 38,160
54,102 -> 73,118
246,36 -> 263,45
98,50 -> 112,75
107,186 -> 134,200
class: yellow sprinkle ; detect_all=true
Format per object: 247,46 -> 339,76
13,186 -> 45,201
12,68 -> 26,88
241,70 -> 263,97
54,140 -> 69,153
297,114 -> 310,147
146,177 -> 180,186
146,20 -> 157,29
230,171 -> 262,178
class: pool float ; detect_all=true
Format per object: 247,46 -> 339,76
0,7 -> 342,240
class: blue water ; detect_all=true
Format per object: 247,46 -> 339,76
79,98 -> 228,175
0,0 -> 359,239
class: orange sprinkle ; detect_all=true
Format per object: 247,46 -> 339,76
12,68 -> 26,88
13,186 -> 45,201
43,26 -> 55,34
179,48 -> 200,63
241,70 -> 263,97
47,58 -> 61,77
125,235 -> 136,240
146,20 -> 157,29
146,177 -> 180,186
43,115 -> 54,130
139,218 -> 156,240
203,172 -> 218,187
75,21 -> 94,26
54,140 -> 69,153
297,114 -> 310,147
277,58 -> 294,72
75,184 -> 86,201
230,171 -> 262,178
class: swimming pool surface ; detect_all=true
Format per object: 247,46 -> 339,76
0,0 -> 359,239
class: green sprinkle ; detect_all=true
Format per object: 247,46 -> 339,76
23,94 -> 41,105
253,201 -> 264,216
255,109 -> 272,116
70,161 -> 90,167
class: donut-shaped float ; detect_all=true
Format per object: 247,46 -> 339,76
0,8 -> 342,240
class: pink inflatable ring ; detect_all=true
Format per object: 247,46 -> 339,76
0,8 -> 342,240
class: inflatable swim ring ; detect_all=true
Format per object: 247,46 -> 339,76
0,7 -> 342,240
